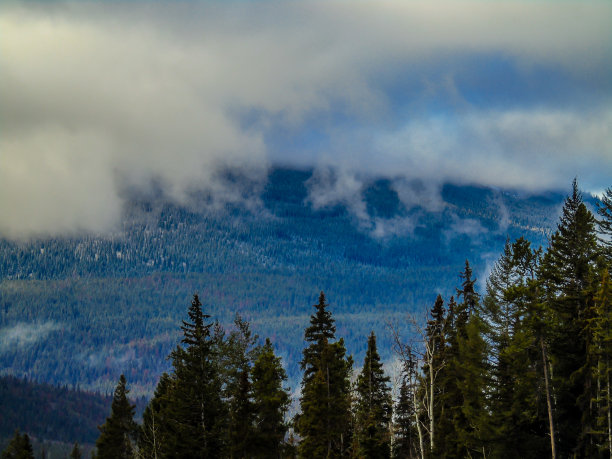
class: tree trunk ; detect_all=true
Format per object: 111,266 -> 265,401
541,337 -> 557,459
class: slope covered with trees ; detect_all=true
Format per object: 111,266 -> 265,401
1,168 -> 586,394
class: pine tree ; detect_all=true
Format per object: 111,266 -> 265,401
251,338 -> 291,458
439,262 -> 490,458
1,430 -> 34,459
597,186 -> 612,260
95,374 -> 137,459
484,237 -> 549,457
392,375 -> 419,459
139,372 -> 172,459
296,292 -> 353,457
354,332 -> 392,458
162,294 -> 226,457
70,442 -> 82,459
222,315 -> 258,458
539,179 -> 599,456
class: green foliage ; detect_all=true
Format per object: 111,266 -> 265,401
1,431 -> 34,459
95,374 -> 137,459
160,294 -> 226,457
251,338 -> 291,458
297,292 -> 353,458
354,332 -> 392,458
69,442 -> 82,459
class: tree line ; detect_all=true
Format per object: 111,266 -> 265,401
3,181 -> 612,458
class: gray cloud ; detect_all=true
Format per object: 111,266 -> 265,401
0,321 -> 63,352
1,1 -> 610,239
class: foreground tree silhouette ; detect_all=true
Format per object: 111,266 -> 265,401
251,338 -> 291,458
354,332 -> 392,458
162,294 -> 226,457
1,430 -> 34,459
296,292 -> 353,457
95,374 -> 137,459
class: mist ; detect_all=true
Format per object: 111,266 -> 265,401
1,1 -> 610,239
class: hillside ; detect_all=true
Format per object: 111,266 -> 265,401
0,167 -> 577,394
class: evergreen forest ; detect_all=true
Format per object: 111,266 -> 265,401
4,181 -> 612,458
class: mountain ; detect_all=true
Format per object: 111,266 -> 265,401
0,167 -> 579,394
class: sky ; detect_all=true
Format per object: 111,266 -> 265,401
1,1 -> 611,239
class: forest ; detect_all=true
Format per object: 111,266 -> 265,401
3,181 -> 612,458
0,168 -> 577,395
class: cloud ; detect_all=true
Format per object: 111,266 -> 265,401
0,1 -> 610,239
0,321 -> 63,352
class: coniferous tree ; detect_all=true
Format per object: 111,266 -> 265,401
483,237 -> 549,457
251,338 -> 291,458
162,294 -> 226,457
354,332 -> 392,458
539,179 -> 599,456
1,430 -> 34,459
393,374 -> 419,459
222,315 -> 258,458
296,292 -> 353,457
597,186 -> 612,260
440,262 -> 490,458
139,372 -> 172,459
95,374 -> 137,459
70,442 -> 82,459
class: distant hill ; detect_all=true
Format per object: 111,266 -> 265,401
0,167 -> 587,394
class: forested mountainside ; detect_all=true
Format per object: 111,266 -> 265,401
3,182 -> 611,458
0,167 -> 589,394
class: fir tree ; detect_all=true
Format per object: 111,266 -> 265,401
222,315 -> 258,458
354,332 -> 392,458
597,186 -> 612,260
251,338 -> 291,458
393,375 -> 419,459
296,292 -> 353,457
95,374 -> 137,459
69,442 -> 82,459
1,430 -> 34,459
539,179 -> 599,456
484,237 -> 549,457
139,372 -> 172,459
162,294 -> 226,457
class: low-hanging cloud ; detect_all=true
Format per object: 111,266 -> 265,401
0,321 -> 63,352
1,1 -> 610,239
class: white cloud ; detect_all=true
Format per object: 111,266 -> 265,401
0,321 -> 63,352
0,1 -> 610,238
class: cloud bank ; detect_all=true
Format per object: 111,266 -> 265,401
1,1 -> 610,239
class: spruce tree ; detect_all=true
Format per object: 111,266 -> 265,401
222,315 -> 258,458
251,338 -> 291,458
539,179 -> 599,456
392,375 -> 419,459
354,332 -> 392,458
296,292 -> 353,457
483,237 -> 549,457
69,442 -> 82,459
597,186 -> 612,260
440,262 -> 490,458
95,374 -> 137,459
1,430 -> 34,459
162,294 -> 226,457
139,372 -> 172,459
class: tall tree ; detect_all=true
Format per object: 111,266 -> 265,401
162,294 -> 226,457
222,315 -> 258,458
251,338 -> 291,458
296,292 -> 353,457
393,373 -> 420,459
440,262 -> 490,458
139,372 -> 172,459
597,186 -> 612,261
69,442 -> 82,459
1,430 -> 34,459
95,374 -> 137,459
483,237 -> 549,457
354,332 -> 392,458
539,179 -> 599,456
